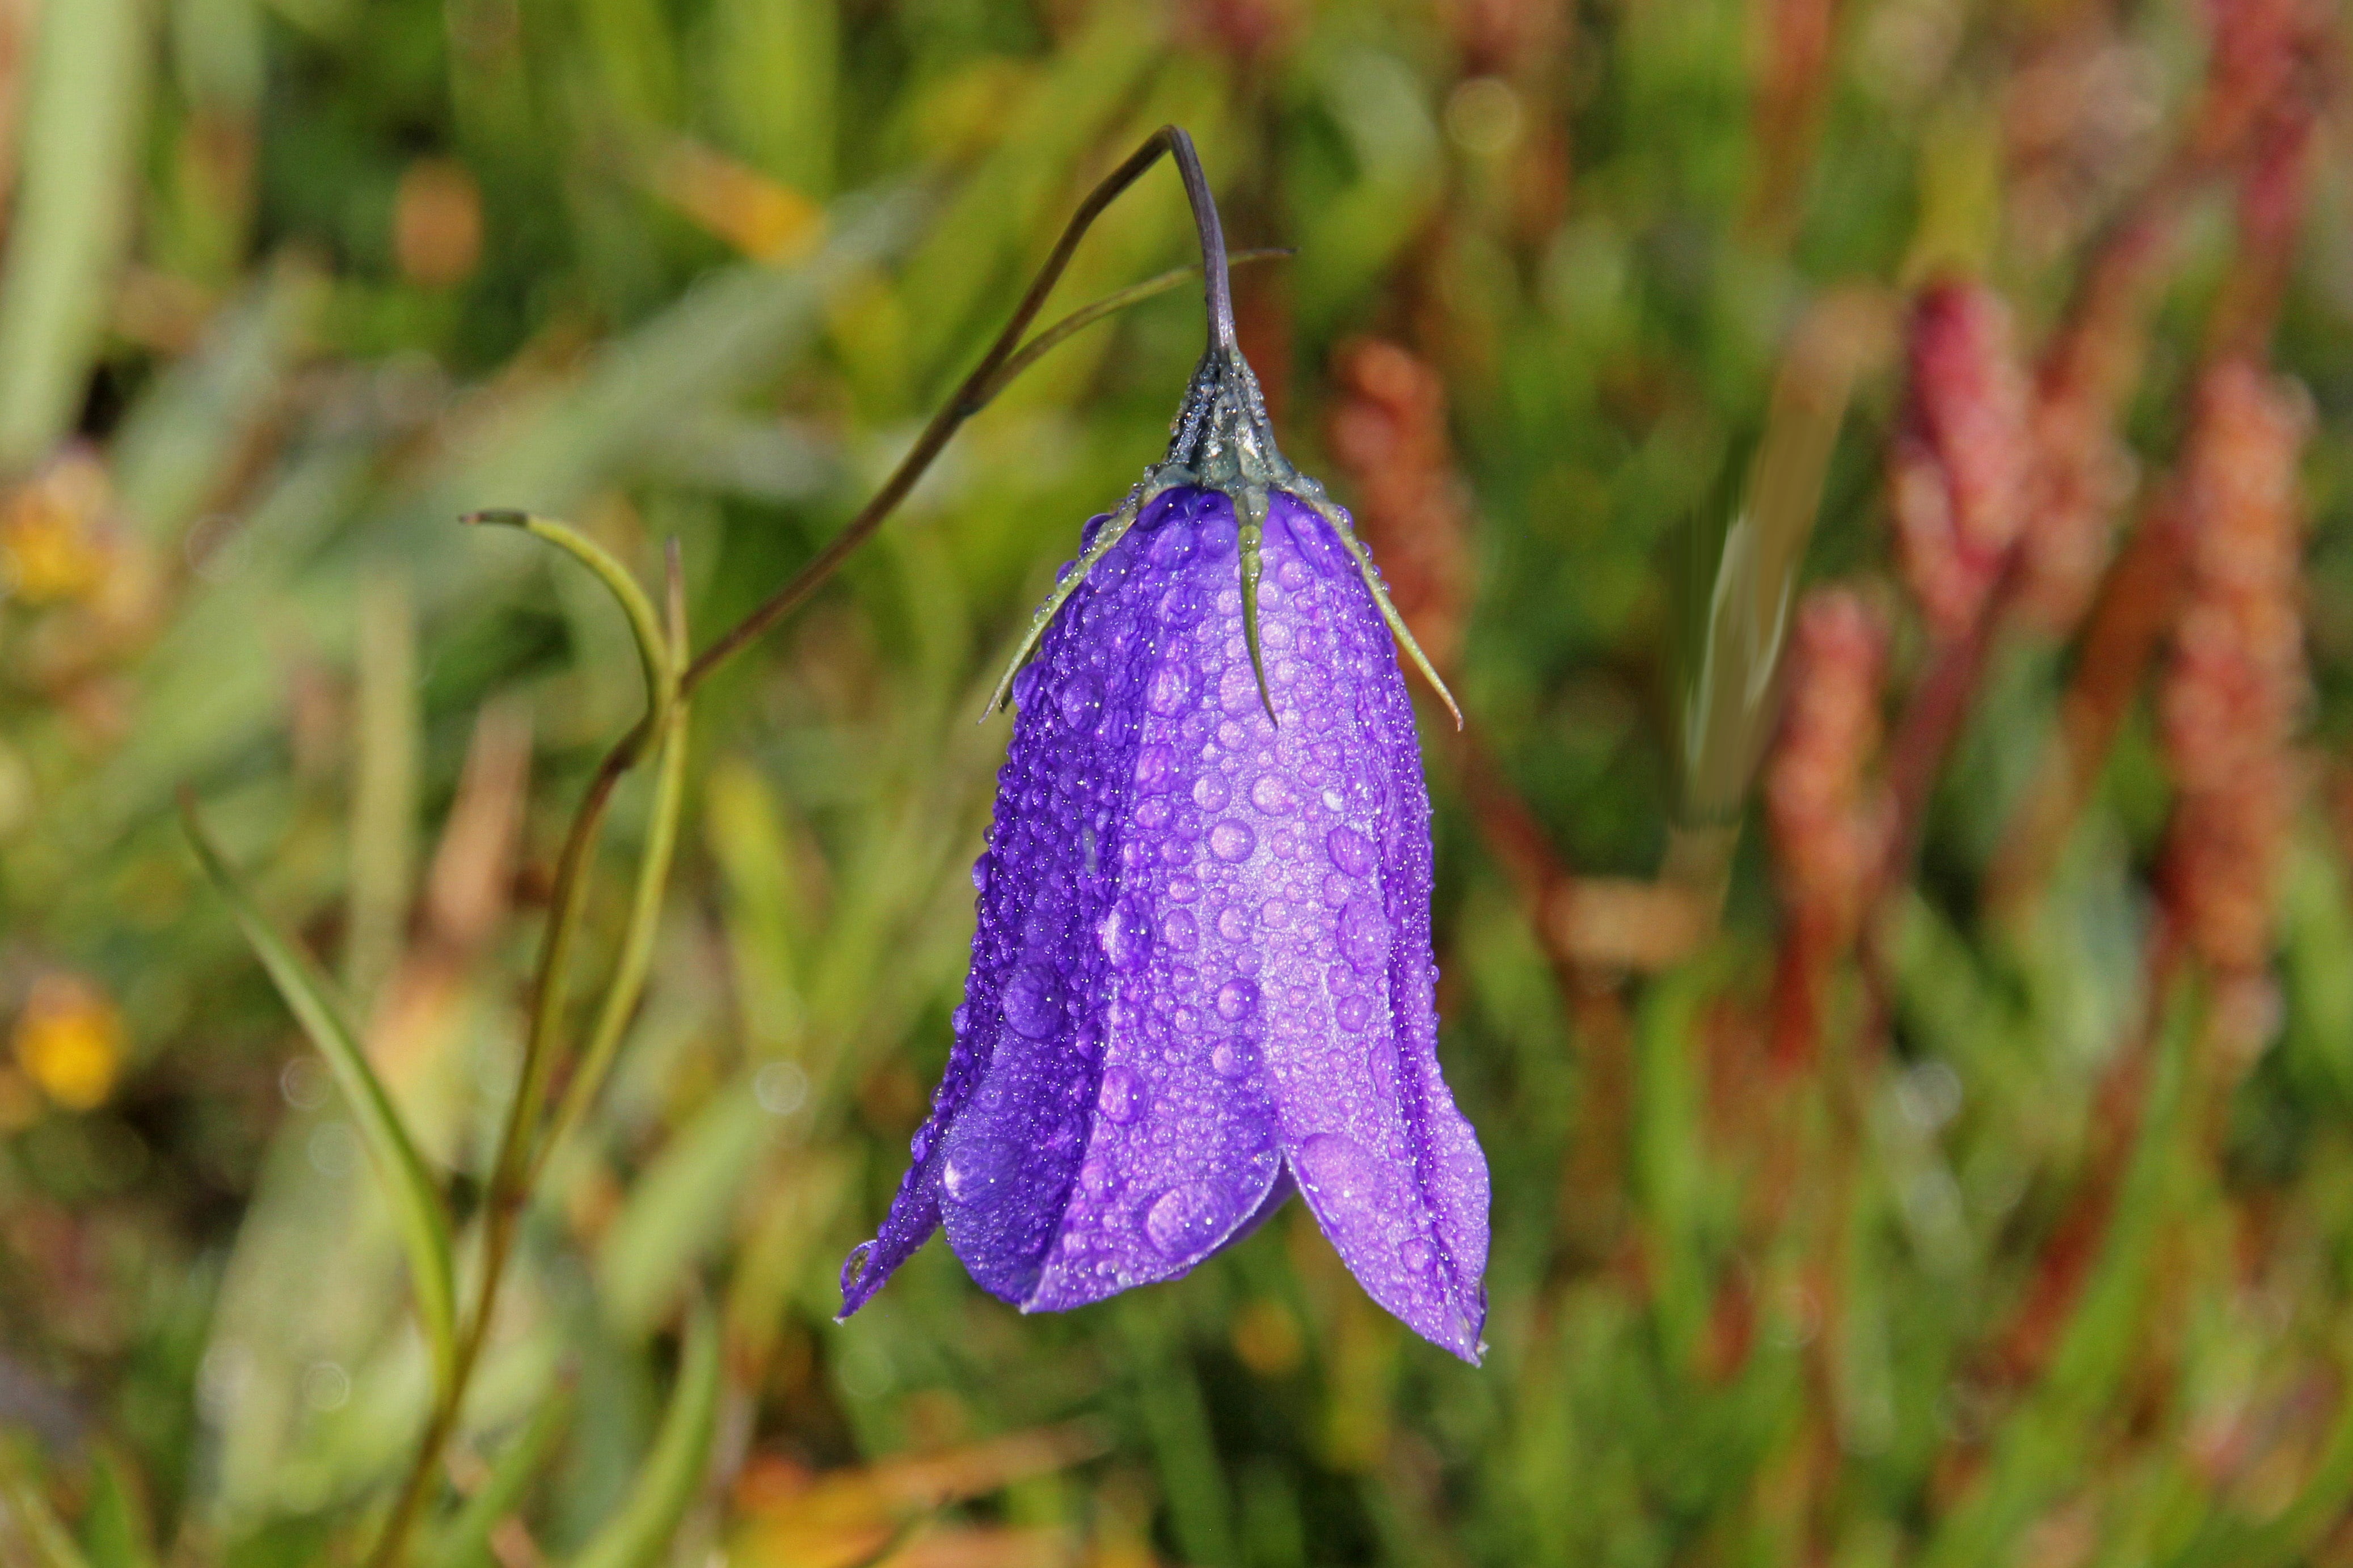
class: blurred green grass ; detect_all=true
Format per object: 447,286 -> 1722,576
3,0 -> 2353,1565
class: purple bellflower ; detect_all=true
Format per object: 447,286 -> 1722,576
837,132 -> 1490,1362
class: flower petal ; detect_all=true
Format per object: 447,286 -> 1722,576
1250,492 -> 1490,1361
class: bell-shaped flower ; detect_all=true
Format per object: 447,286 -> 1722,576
837,134 -> 1489,1361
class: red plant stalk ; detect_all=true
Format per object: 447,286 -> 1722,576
1764,589 -> 1895,1071
2157,358 -> 2313,1067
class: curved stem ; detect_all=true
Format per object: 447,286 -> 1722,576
684,125 -> 1195,695
372,128 -> 1221,1568
1164,127 -> 1237,357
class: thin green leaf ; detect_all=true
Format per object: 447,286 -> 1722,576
566,1297 -> 723,1568
462,512 -> 673,740
0,0 -> 153,470
178,792 -> 459,1397
969,248 -> 1290,408
423,1386 -> 576,1568
0,1443 -> 94,1568
537,548 -> 693,1181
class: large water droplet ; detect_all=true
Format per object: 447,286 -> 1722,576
942,1135 -> 1019,1203
1210,820 -> 1257,863
1145,1181 -> 1233,1258
1146,663 -> 1192,716
971,853 -> 993,893
1326,826 -> 1374,876
1056,673 -> 1103,728
1001,965 -> 1064,1039
1211,1040 -> 1256,1079
1251,775 -> 1296,815
1098,1066 -> 1145,1123
1216,903 -> 1255,941
1334,995 -> 1371,1032
1148,520 -> 1195,567
1192,773 -> 1230,811
1297,1131 -> 1378,1206
1162,908 -> 1199,951
1135,742 -> 1178,793
1098,900 -> 1153,971
1215,978 -> 1259,1022
1336,898 -> 1388,974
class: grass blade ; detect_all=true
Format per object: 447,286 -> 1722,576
566,1296 -> 722,1568
0,0 -> 153,470
423,1386 -> 576,1568
177,791 -> 459,1398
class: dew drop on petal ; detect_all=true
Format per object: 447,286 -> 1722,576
1334,995 -> 1371,1032
942,1135 -> 1020,1202
1216,903 -> 1255,941
1001,965 -> 1064,1039
1146,664 -> 1192,716
1098,1066 -> 1145,1124
1135,742 -> 1178,793
1193,774 -> 1230,811
1210,820 -> 1257,863
1211,1041 -> 1255,1079
1251,775 -> 1296,815
1162,908 -> 1199,951
1168,876 -> 1200,904
1296,1132 -> 1378,1206
1326,826 -> 1374,877
1215,978 -> 1258,1022
1146,1182 -> 1231,1258
1401,1236 -> 1434,1275
1148,521 -> 1195,567
1057,673 -> 1102,728
1336,898 -> 1388,974
1098,901 -> 1153,971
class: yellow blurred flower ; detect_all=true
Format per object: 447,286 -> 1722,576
14,973 -> 125,1110
0,451 -> 115,606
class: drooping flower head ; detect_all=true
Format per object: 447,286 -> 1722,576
837,131 -> 1490,1361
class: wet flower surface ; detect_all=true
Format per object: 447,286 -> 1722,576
840,483 -> 1489,1360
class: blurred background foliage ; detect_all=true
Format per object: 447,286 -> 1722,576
3,0 -> 2353,1562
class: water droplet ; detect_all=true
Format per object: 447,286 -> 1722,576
1216,904 -> 1255,941
1168,876 -> 1200,903
1261,898 -> 1293,928
1400,1237 -> 1434,1275
1001,965 -> 1064,1039
1211,1041 -> 1256,1078
1011,663 -> 1042,709
1057,673 -> 1102,728
1326,826 -> 1374,876
1193,774 -> 1230,810
1336,898 -> 1388,973
971,854 -> 992,892
1297,1131 -> 1378,1205
951,1002 -> 972,1035
1148,521 -> 1195,567
1210,820 -> 1257,863
1251,775 -> 1296,814
942,1135 -> 1020,1202
1335,995 -> 1371,1032
1098,900 -> 1153,970
1218,665 -> 1263,715
1199,514 -> 1239,556
1135,742 -> 1178,792
1215,978 -> 1259,1021
1146,1182 -> 1233,1258
1135,796 -> 1172,830
1098,1066 -> 1145,1123
1162,908 -> 1199,951
1080,1157 -> 1119,1196
1146,664 -> 1192,716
